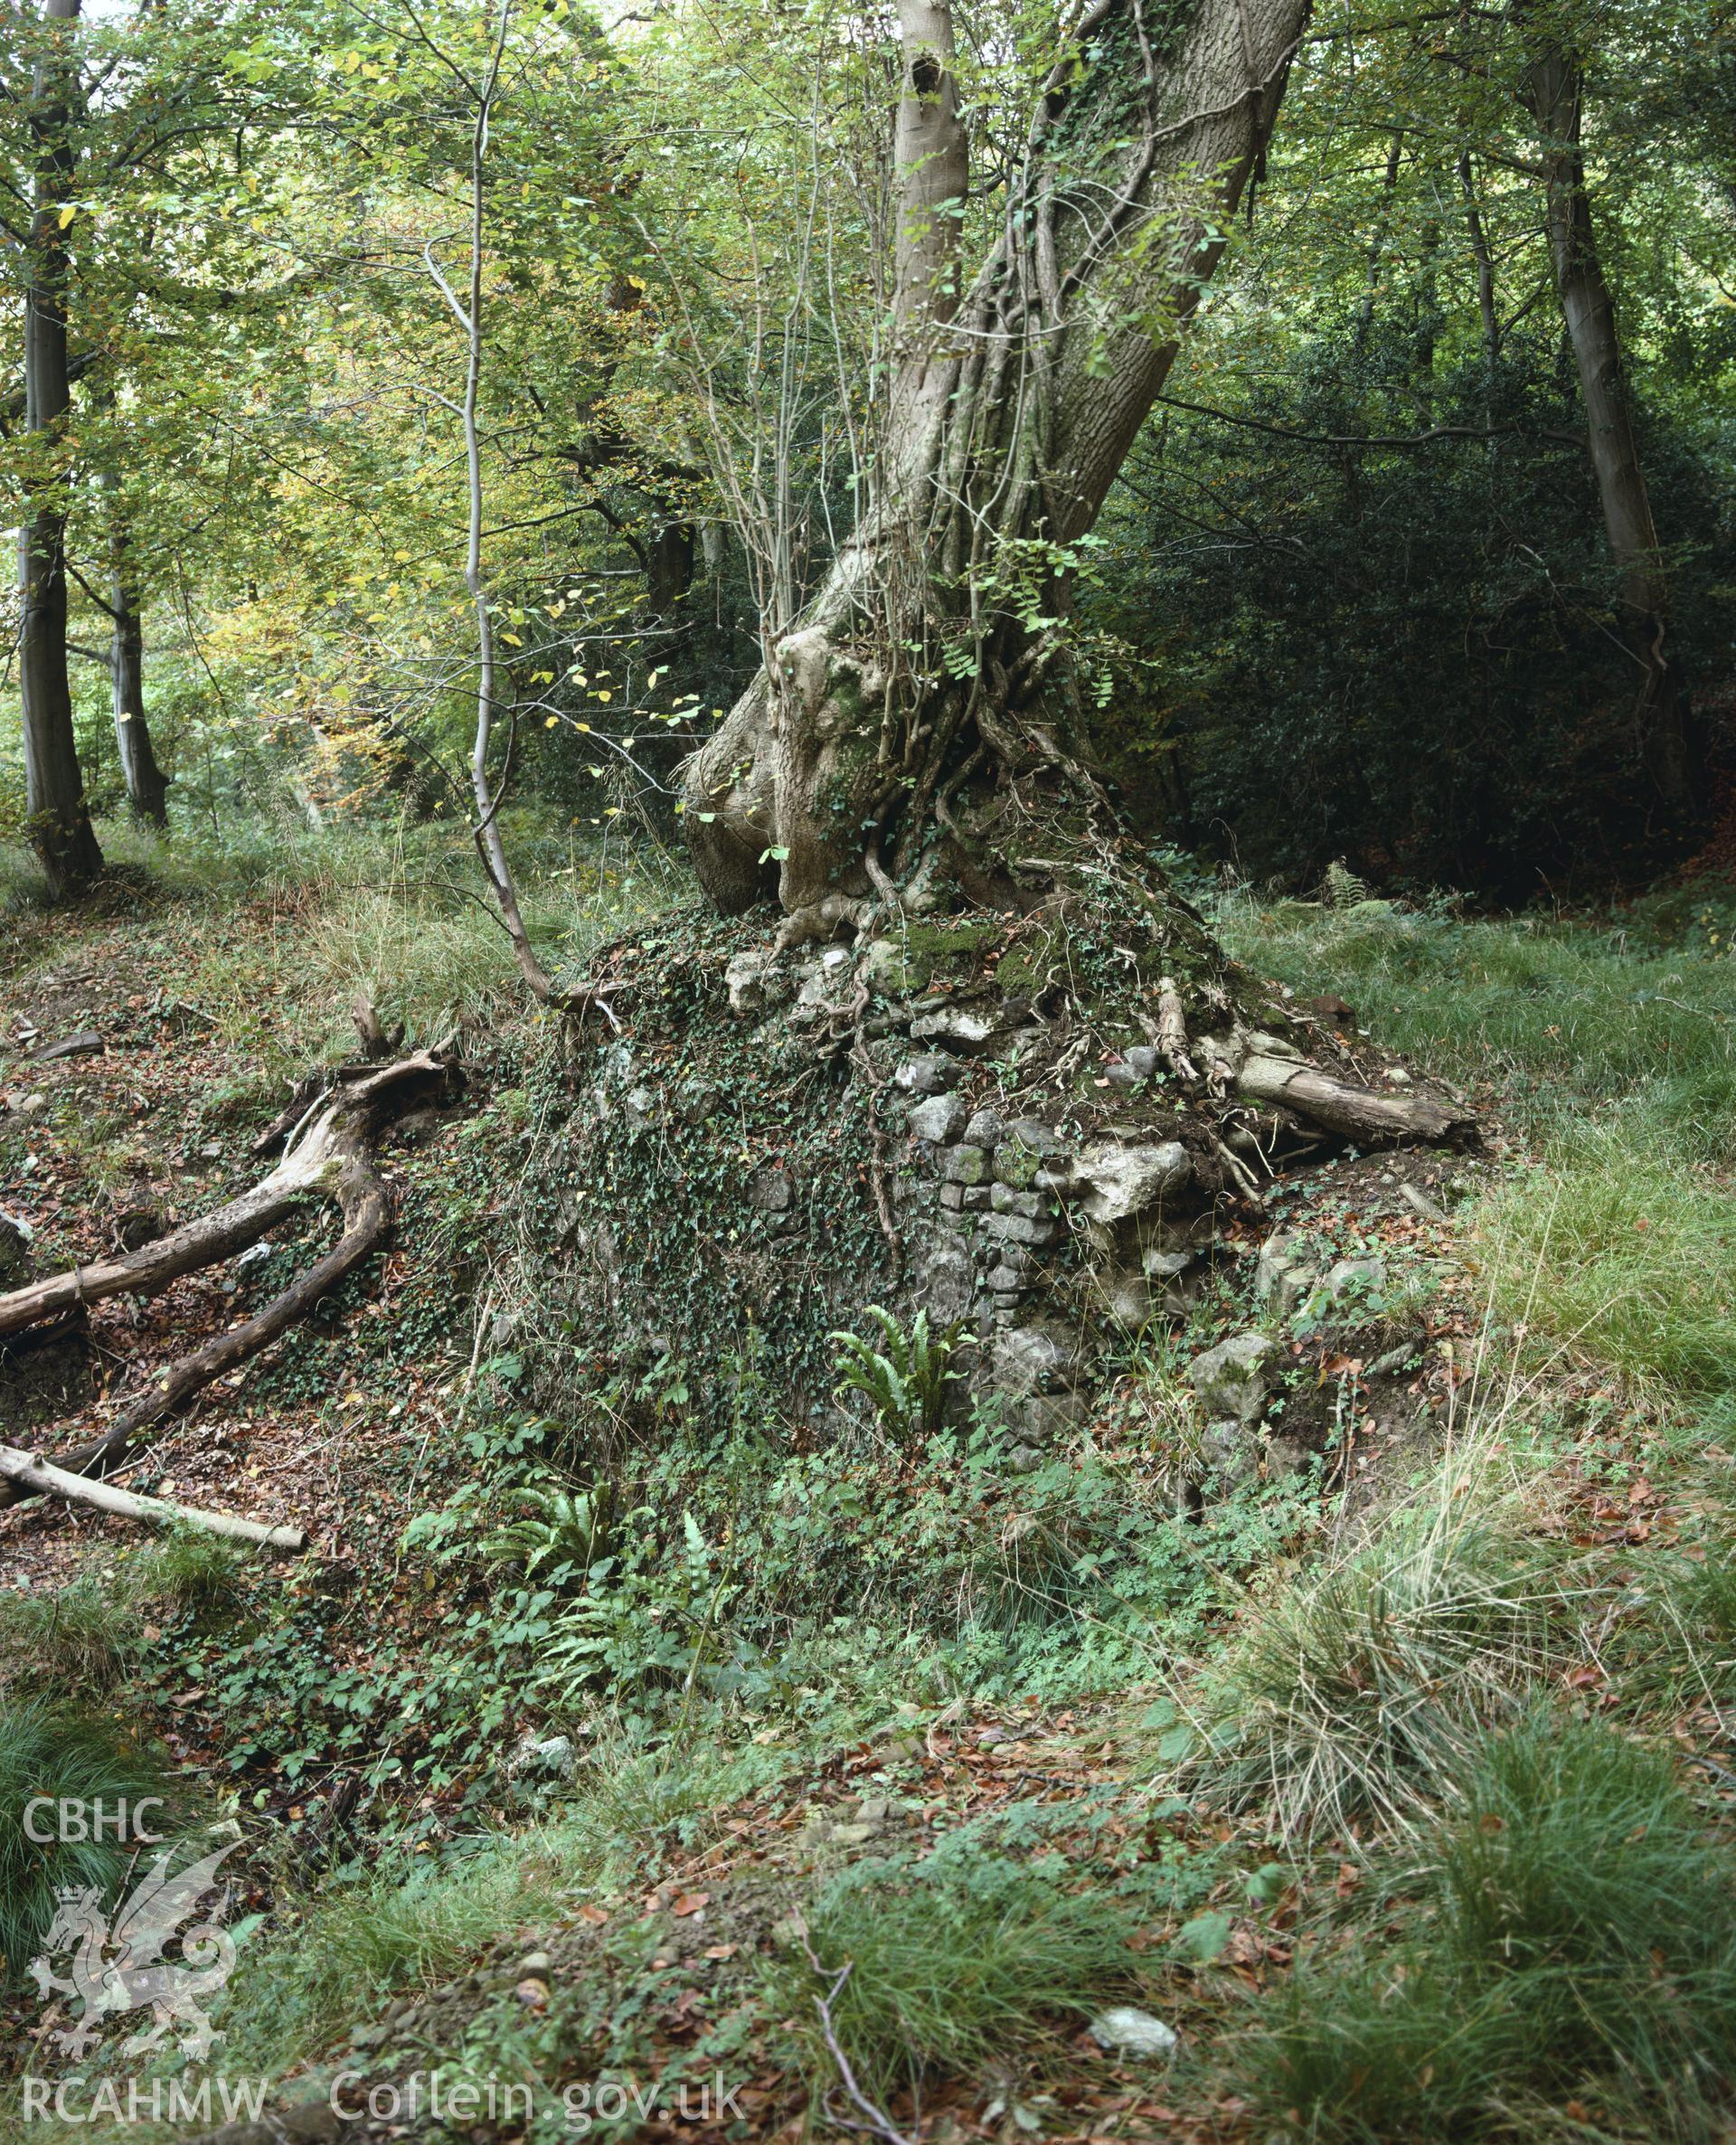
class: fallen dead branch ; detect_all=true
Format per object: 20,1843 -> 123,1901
799,1932 -> 915,2145
0,1444 -> 306,1552
0,1142 -> 342,1338
1236,1045 -> 1467,1144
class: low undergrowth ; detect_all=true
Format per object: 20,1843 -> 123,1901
1477,1129 -> 1736,1396
7,847 -> 1736,2144
1224,893 -> 1736,1402
1194,1483 -> 1590,1840
789,1850 -> 1159,2104
399,1390 -> 1319,1743
0,1533 -> 251,1696
209,1827 -> 575,2079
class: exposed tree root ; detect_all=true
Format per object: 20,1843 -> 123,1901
0,1144 -> 343,1338
0,1443 -> 307,1552
0,1048 -> 457,1510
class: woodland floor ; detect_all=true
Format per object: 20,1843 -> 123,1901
4,826 -> 1736,2144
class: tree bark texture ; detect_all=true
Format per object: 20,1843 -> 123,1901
683,0 -> 1308,932
1519,29 -> 1700,817
19,0 -> 103,898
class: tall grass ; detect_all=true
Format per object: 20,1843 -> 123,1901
5,811 -> 686,1110
1219,899 -> 1736,1151
1245,1709 -> 1736,2140
213,1828 -> 572,2074
792,1852 -> 1154,2102
0,1535 -> 252,1696
1223,897 -> 1736,1395
1475,1129 -> 1736,1395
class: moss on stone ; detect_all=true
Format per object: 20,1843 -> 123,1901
866,915 -> 1004,997
995,923 -> 1068,1001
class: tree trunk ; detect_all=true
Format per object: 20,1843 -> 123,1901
648,520 -> 696,616
428,0 -> 553,1003
1351,133 -> 1404,364
683,0 -> 1308,935
1457,151 -> 1500,374
95,460 -> 171,826
1518,26 -> 1701,818
19,0 -> 103,899
110,565 -> 169,827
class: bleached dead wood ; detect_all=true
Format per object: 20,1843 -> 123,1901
0,1444 -> 306,1552
1234,1040 -> 1466,1144
0,1051 -> 446,1339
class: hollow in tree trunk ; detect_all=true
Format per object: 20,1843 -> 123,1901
18,0 -> 102,899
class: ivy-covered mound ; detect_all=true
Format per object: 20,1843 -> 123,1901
521,871 -> 1469,1462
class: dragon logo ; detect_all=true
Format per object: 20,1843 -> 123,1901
28,1842 -> 240,2062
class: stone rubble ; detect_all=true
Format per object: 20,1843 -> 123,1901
587,926 -> 1420,1492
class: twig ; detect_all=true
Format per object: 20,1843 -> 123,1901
850,1040 -> 904,1285
799,1937 -> 916,2145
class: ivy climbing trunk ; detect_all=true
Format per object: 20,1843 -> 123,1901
19,0 -> 103,898
683,0 -> 1307,939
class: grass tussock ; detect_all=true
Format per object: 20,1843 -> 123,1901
1477,1130 -> 1736,1396
0,1700 -> 183,1985
1245,1708 -> 1736,2141
793,1853 -> 1152,2103
1195,1485 -> 1586,1841
212,1828 -> 572,2074
0,1534 -> 253,1696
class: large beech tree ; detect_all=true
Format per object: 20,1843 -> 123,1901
682,0 -> 1309,938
